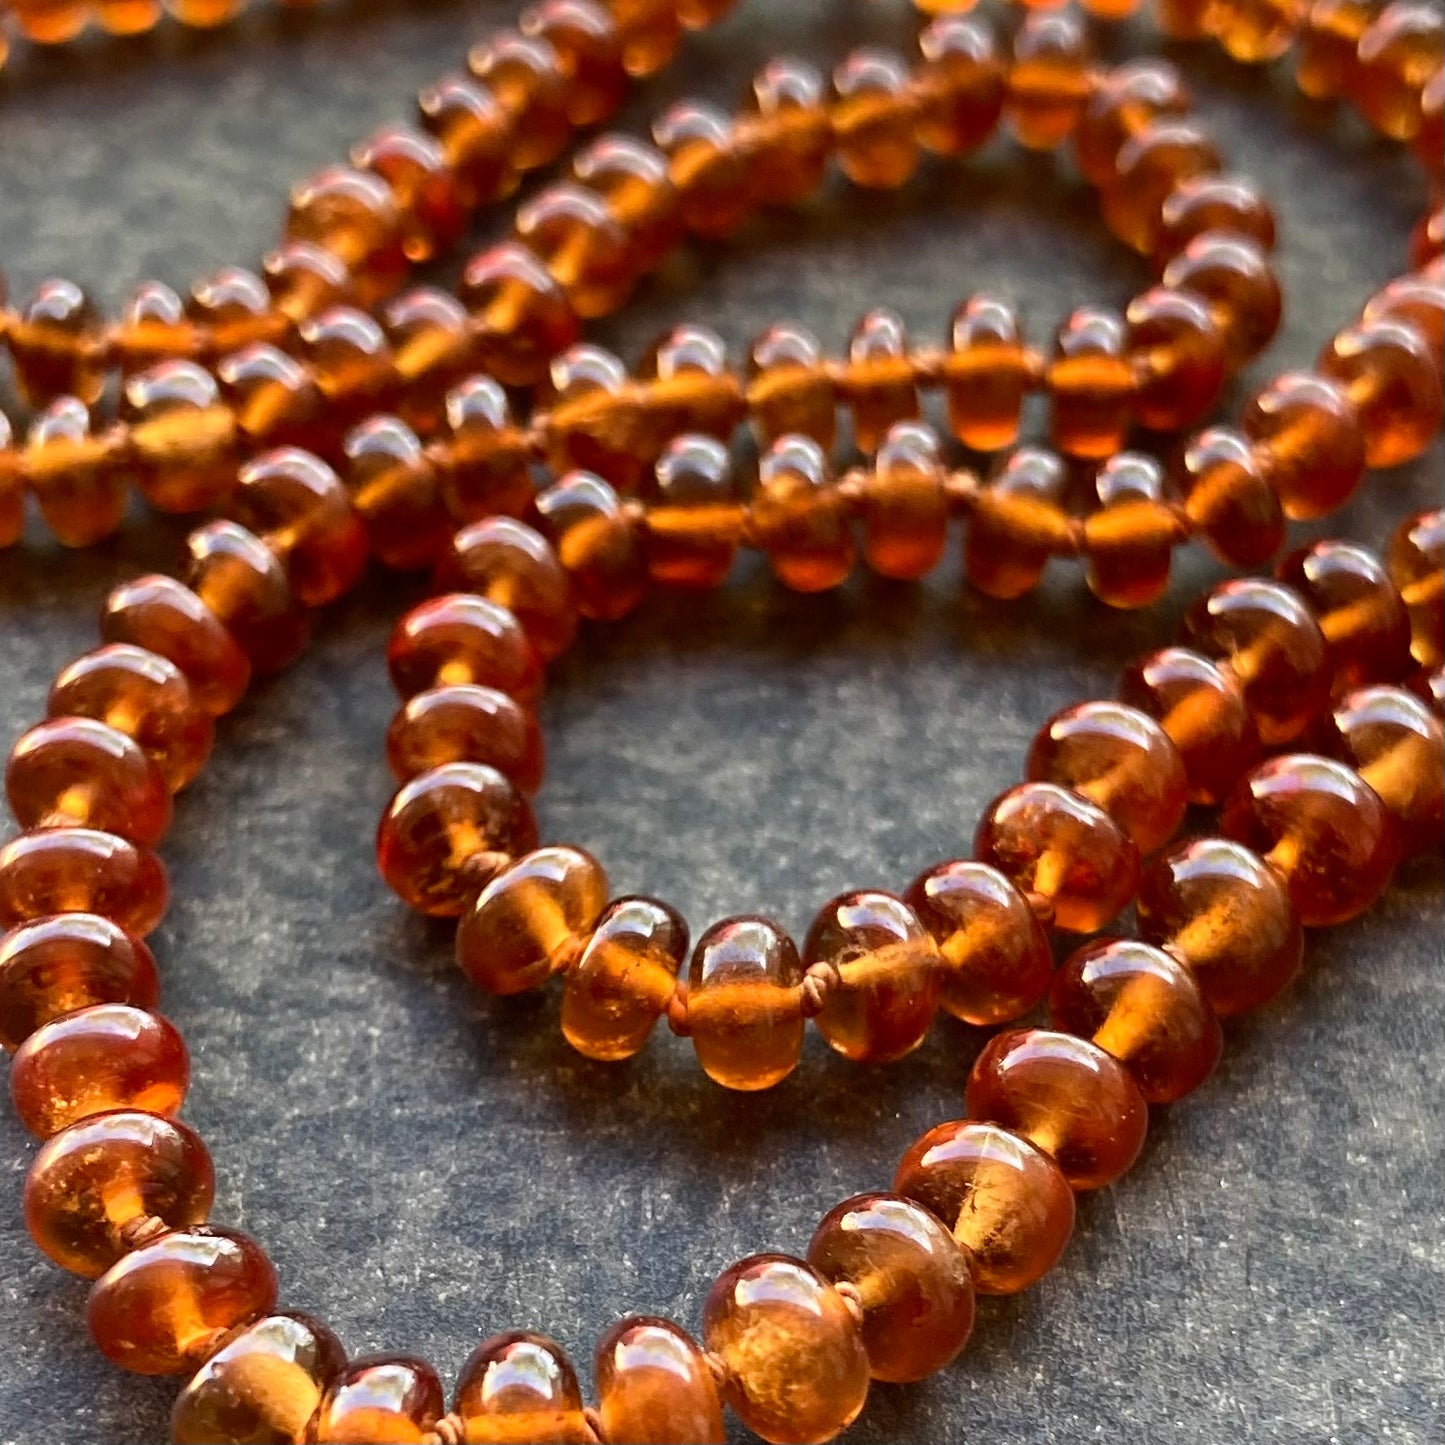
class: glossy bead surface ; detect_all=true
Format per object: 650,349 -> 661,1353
453,1330 -> 590,1443
1157,172 -> 1277,257
1241,371 -> 1365,520
418,73 -> 515,207
216,344 -> 323,451
461,242 -> 579,387
387,594 -> 541,707
1074,59 -> 1190,186
751,435 -> 854,593
747,323 -> 835,448
286,167 -> 405,306
1084,452 -> 1181,611
858,422 -> 948,581
342,415 -> 447,572
538,343 -> 647,492
1363,273 -> 1445,364
0,829 -> 169,938
595,1315 -> 725,1445
743,57 -> 831,206
572,134 -> 682,271
23,398 -> 128,548
846,308 -> 919,453
8,279 -> 107,407
1125,286 -> 1226,432
312,1355 -> 444,1444
640,325 -> 744,440
517,182 -> 633,318
1296,0 -> 1372,98
386,686 -> 542,793
965,447 -> 1072,600
646,433 -> 745,588
1204,0 -> 1304,64
122,361 -> 239,514
353,125 -> 465,264
1317,318 -> 1444,467
1388,509 -> 1444,668
1103,119 -> 1221,255
914,16 -> 1006,157
437,374 -> 534,524
1005,12 -> 1092,151
1355,1 -> 1445,139
831,48 -> 920,190
535,471 -> 648,621
1177,426 -> 1285,569
654,100 -> 753,239
1162,232 -> 1281,363
944,294 -> 1030,451
523,1 -> 628,128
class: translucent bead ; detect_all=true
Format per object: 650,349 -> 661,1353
1240,371 -> 1364,521
1125,286 -> 1226,432
561,895 -> 688,1060
286,167 -> 406,306
912,15 -> 1006,157
437,375 -> 534,523
1296,0 -> 1372,99
1102,120 -> 1220,255
974,781 -> 1141,934
1047,306 -> 1134,460
1176,426 -> 1286,569
751,434 -> 855,593
639,324 -> 745,440
944,294 -> 1031,451
468,32 -> 571,170
1388,508 -> 1444,667
0,418 -> 20,551
216,344 -> 324,452
1363,272 -> 1445,364
0,828 -> 169,938
417,74 -> 516,208
8,279 -> 108,407
187,267 -> 286,356
1316,317 -> 1444,467
383,289 -> 474,435
263,242 -> 353,327
296,307 -> 398,430
1162,232 -> 1281,363
1204,0 -> 1304,63
965,446 -> 1073,600
1156,172 -> 1278,258
572,134 -> 682,272
386,686 -> 542,793
171,1312 -> 345,1445
845,308 -> 919,453
376,763 -> 538,917
386,594 -> 541,707
24,1112 -> 212,1278
461,242 -> 579,387
1417,66 -> 1445,172
1074,60 -> 1190,186
341,416 -> 445,572
1005,11 -> 1092,151
653,100 -> 753,239
1406,663 -> 1445,714
1184,578 -> 1330,745
702,1254 -> 870,1445
537,344 -> 647,492
747,323 -> 836,448
22,397 -> 128,548
595,1316 -> 725,1445
1355,1 -> 1445,140
115,279 -> 198,373
313,1355 -> 444,1444
11,0 -> 92,44
522,0 -> 628,128
830,48 -> 921,190
687,916 -> 805,1090
966,1027 -> 1148,1190
806,1193 -> 975,1384
611,0 -> 682,75
646,433 -> 744,588
11,1003 -> 187,1138
165,0 -> 244,25
455,845 -> 607,994
1083,452 -> 1181,611
0,913 -> 158,1052
534,471 -> 648,620
517,182 -> 633,318
743,57 -> 832,206
1221,754 -> 1397,925
122,361 -> 238,516
454,1331 -> 591,1443
352,125 -> 465,264
858,422 -> 948,580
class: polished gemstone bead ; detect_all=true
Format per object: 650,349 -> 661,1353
537,344 -> 648,492
286,167 -> 406,306
353,125 -> 465,264
687,916 -> 805,1091
647,433 -> 745,587
845,308 -> 919,453
1074,60 -> 1190,185
595,1316 -> 725,1445
703,1254 -> 870,1445
1137,835 -> 1301,1015
1417,67 -> 1445,171
654,100 -> 753,238
964,447 -> 1072,600
387,594 -> 541,706
454,1331 -> 591,1443
171,1311 -> 346,1445
115,279 -> 198,373
23,397 -> 128,548
1363,273 -> 1445,364
913,15 -> 1006,157
188,267 -> 286,356
1005,11 -> 1092,151
858,422 -> 948,580
461,242 -> 579,387
1156,172 -> 1278,257
1406,663 -> 1445,714
1103,120 -> 1220,255
376,763 -> 538,917
1325,686 -> 1444,856
122,362 -> 239,515
386,686 -> 542,792
1156,0 -> 1214,38
831,48 -> 920,189
1125,286 -> 1226,431
11,0 -> 92,46
561,895 -> 688,1060
944,294 -> 1031,451
747,323 -> 836,449
0,829 -> 168,937
740,58 -> 831,207
313,1354 -> 444,1444
967,1028 -> 1148,1190
0,417 -> 20,550
1388,509 -> 1444,668
297,306 -> 398,428
25,1112 -> 212,1278
164,0 -> 244,25
437,375 -> 535,523
1413,206 -> 1444,269
1240,371 -> 1364,520
88,1226 -> 277,1377
807,1193 -> 974,1384
975,782 -> 1140,934
517,182 -> 633,318
534,471 -> 648,620
1083,452 -> 1181,611
418,74 -> 516,208
8,279 -> 108,407
1221,754 -> 1397,925
640,325 -> 745,440
1204,0 -> 1305,63
382,289 -> 474,434
11,1003 -> 188,1137
1184,578 -> 1330,745
1355,1 -> 1444,139
1316,317 -> 1444,467
571,134 -> 682,272
522,1 -> 628,128
216,344 -> 324,452
469,32 -> 571,170
1176,426 -> 1285,569
341,416 -> 446,572
751,434 -> 855,593
1162,231 -> 1281,363
456,845 -> 607,994
263,242 -> 354,326
1048,306 -> 1134,459
1296,0 -> 1372,98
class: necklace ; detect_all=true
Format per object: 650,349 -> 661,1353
0,0 -> 1441,1441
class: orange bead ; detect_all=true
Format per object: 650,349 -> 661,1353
1222,753 -> 1397,925
88,1226 -> 277,1376
534,471 -> 649,620
857,421 -> 948,580
1388,508 -> 1444,667
703,1254 -> 870,1445
522,1 -> 628,128
1005,11 -> 1092,151
654,100 -> 753,239
1083,451 -> 1182,611
455,845 -> 608,994
1417,65 -> 1445,171
974,781 -> 1141,934
313,1355 -> 444,1444
171,1312 -> 345,1445
1239,371 -> 1365,521
376,763 -> 538,917
286,166 -> 406,307
831,47 -> 920,189
469,32 -> 571,170
1296,0 -> 1373,99
461,242 -> 579,387
944,294 -> 1031,451
1355,1 -> 1444,140
646,433 -> 745,588
595,1316 -> 725,1445
1204,0 -> 1305,63
893,1119 -> 1075,1294
114,279 -> 199,373
1317,317 -> 1444,467
164,0 -> 244,25
1176,425 -> 1286,568
845,308 -> 919,453
11,1003 -> 187,1138
296,306 -> 398,431
24,1112 -> 211,1278
454,1331 -> 591,1443
263,242 -> 354,327
10,0 -> 91,43
1075,60 -> 1190,186
964,447 -> 1073,601
750,434 -> 855,594
188,267 -> 286,357
216,344 -> 324,452
743,57 -> 832,206
382,288 -> 474,434
0,416 -> 21,551
572,134 -> 683,272
538,343 -> 650,492
1162,232 -> 1281,363
121,361 -> 239,516
1406,663 -> 1445,712
7,278 -> 108,407
517,182 -> 633,318
341,415 -> 446,572
687,915 -> 805,1091
747,323 -> 836,449
1102,119 -> 1220,255
1363,272 -> 1445,365
353,124 -> 465,265
1125,286 -> 1227,432
1048,306 -> 1134,459
561,895 -> 688,1060
806,1193 -> 975,1385
1156,0 -> 1214,38
417,74 -> 516,208
386,686 -> 542,792
437,375 -> 535,523
387,594 -> 541,707
639,324 -> 745,441
913,15 -> 1006,156
0,828 -> 169,938
22,397 -> 128,548
611,0 -> 682,75
1156,172 -> 1278,259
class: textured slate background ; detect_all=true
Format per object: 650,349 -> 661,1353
0,2 -> 1442,1441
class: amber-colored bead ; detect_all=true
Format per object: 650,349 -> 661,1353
188,268 -> 286,356
286,167 -> 406,306
1202,0 -> 1305,61
612,0 -> 682,75
913,15 -> 1006,156
538,344 -> 649,492
1125,286 -> 1226,432
1317,317 -> 1444,467
1296,0 -> 1373,99
747,323 -> 836,449
703,1253 -> 869,1445
1084,452 -> 1182,611
461,242 -> 579,387
376,763 -> 538,917
469,31 -> 571,170
263,242 -> 353,327
1005,12 -> 1092,151
655,100 -> 753,239
114,280 -> 199,373
437,375 -> 534,523
313,1355 -> 444,1444
1223,754 -> 1397,924
743,57 -> 833,206
11,0 -> 91,43
24,1112 -> 211,1278
216,344 -> 324,452
455,845 -> 607,994
1176,425 -> 1285,568
572,134 -> 682,273
964,447 -> 1072,600
522,1 -> 627,128
595,1316 -> 725,1445
11,1003 -> 187,1138
647,433 -> 745,588
121,362 -> 238,516
640,325 -> 745,440
1417,66 -> 1445,172
296,307 -> 398,432
1103,120 -> 1220,255
387,594 -> 541,707
687,916 -> 805,1091
943,295 -> 1030,451
1162,232 -> 1281,363
164,0 -> 243,27
1326,686 -> 1444,856
845,308 -> 919,453
1388,508 -> 1444,667
0,417 -> 21,551
0,829 -> 168,938
1075,60 -> 1190,186
975,781 -> 1140,934
1355,2 -> 1444,140
383,289 -> 474,434
1240,371 -> 1364,521
535,471 -> 649,620
1156,172 -> 1278,259
1363,273 -> 1445,365
171,1312 -> 346,1445
8,279 -> 108,407
341,416 -> 445,572
1406,663 -> 1445,713
454,1331 -> 591,1444
830,48 -> 920,189
353,125 -> 465,265
518,183 -> 633,319
418,74 -> 516,208
386,686 -> 542,793
22,397 -> 128,549
893,1119 -> 1074,1294
857,421 -> 948,580
750,434 -> 855,594
88,1226 -> 276,1377
1048,306 -> 1134,459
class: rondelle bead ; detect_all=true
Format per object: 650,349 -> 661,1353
22,397 -> 128,549
1388,508 -> 1444,667
114,279 -> 197,373
857,422 -> 949,581
911,16 -> 1006,158
353,124 -> 465,264
561,895 -> 688,1060
263,242 -> 353,326
453,1330 -> 591,1444
750,434 -> 855,593
702,1254 -> 870,1445
1316,317 -> 1444,467
966,1027 -> 1149,1190
1124,286 -> 1227,432
964,446 -> 1072,600
88,1226 -> 277,1377
11,1003 -> 188,1138
1240,371 -> 1365,520
187,267 -> 285,356
743,57 -> 832,207
216,344 -> 324,452
538,343 -> 649,492
1162,231 -> 1281,363
534,471 -> 649,621
944,294 -> 1030,452
469,31 -> 572,170
846,308 -> 920,453
595,1315 -> 725,1445
831,47 -> 921,190
285,167 -> 406,306
571,134 -> 682,273
1083,451 -> 1182,611
25,1112 -> 213,1278
1137,835 -> 1301,1015
312,1354 -> 444,1444
387,594 -> 542,707
437,374 -> 535,523
417,72 -> 516,209
376,763 -> 538,917
1005,11 -> 1093,151
975,781 -> 1141,934
646,433 -> 746,588
122,361 -> 239,514
382,289 -> 474,434
522,1 -> 628,128
611,0 -> 683,75
654,100 -> 753,239
1203,0 -> 1303,64
747,323 -> 836,449
8,279 -> 108,407
1156,172 -> 1278,258
1221,754 -> 1397,925
341,415 -> 447,572
1102,119 -> 1221,255
1355,1 -> 1445,140
1363,272 -> 1445,363
1296,0 -> 1373,99
455,845 -> 608,995
1074,59 -> 1190,186
806,1192 -> 975,1384
516,182 -> 633,318
386,686 -> 543,792
0,829 -> 169,937
893,1119 -> 1075,1294
295,305 -> 397,425
461,242 -> 580,387
802,890 -> 941,1064
1176,425 -> 1285,568
171,1311 -> 346,1445
687,916 -> 805,1091
640,324 -> 745,440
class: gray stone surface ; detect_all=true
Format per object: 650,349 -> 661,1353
0,3 -> 1442,1442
